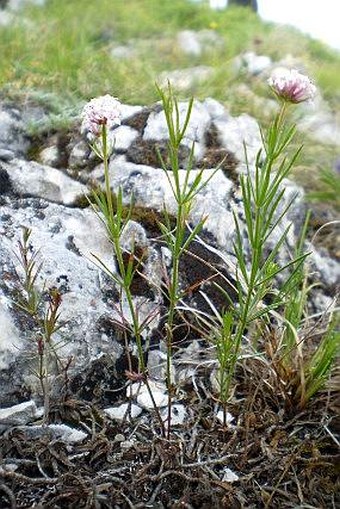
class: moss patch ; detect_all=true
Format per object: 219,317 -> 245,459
126,138 -> 190,169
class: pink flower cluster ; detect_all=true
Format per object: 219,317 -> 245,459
81,94 -> 122,138
268,68 -> 316,104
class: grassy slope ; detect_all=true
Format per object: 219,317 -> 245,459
0,0 -> 339,196
2,0 -> 339,103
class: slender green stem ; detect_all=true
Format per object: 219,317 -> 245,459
97,125 -> 166,436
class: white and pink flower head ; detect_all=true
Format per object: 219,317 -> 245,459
268,68 -> 317,104
81,94 -> 122,138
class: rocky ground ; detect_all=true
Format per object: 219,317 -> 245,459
0,85 -> 338,508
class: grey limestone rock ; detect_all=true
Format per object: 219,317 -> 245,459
0,297 -> 23,371
158,66 -> 214,95
0,105 -> 30,158
298,95 -> 340,146
143,98 -> 212,161
132,381 -> 168,410
0,400 -> 37,430
0,92 -> 337,414
3,158 -> 87,205
39,145 -> 60,168
0,196 -> 123,404
160,404 -> 187,426
104,403 -> 142,422
110,44 -> 136,60
234,51 -> 272,76
13,423 -> 87,443
213,112 -> 262,166
0,400 -> 37,433
177,29 -> 224,57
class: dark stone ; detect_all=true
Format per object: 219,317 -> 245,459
197,147 -> 239,183
126,138 -> 190,169
129,206 -> 176,239
0,167 -> 12,195
122,110 -> 151,134
65,235 -> 81,256
179,234 -> 238,316
69,354 -> 125,405
152,231 -> 238,349
122,105 -> 162,134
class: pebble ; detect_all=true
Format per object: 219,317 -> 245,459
17,424 -> 88,444
104,403 -> 142,422
222,467 -> 239,483
129,381 -> 168,410
216,409 -> 234,426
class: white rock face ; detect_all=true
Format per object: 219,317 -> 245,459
216,409 -> 234,426
144,99 -> 211,146
3,158 -> 87,205
235,51 -> 272,76
0,106 -> 29,156
137,389 -> 168,410
147,350 -> 168,379
177,30 -> 202,56
144,98 -> 212,160
0,400 -> 37,427
0,198 -> 122,403
39,145 -> 60,167
298,95 -> 340,146
0,298 -> 22,370
17,424 -> 88,443
68,140 -> 90,169
113,125 -> 139,151
177,29 -> 223,57
222,467 -> 239,483
214,113 -> 262,166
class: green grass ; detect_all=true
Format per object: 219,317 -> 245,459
0,1 -> 264,103
0,0 -> 339,191
2,0 -> 338,105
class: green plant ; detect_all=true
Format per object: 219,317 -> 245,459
13,227 -> 65,422
81,71 -> 338,436
210,69 -> 339,422
81,95 -> 166,435
155,83 -> 221,436
82,84 -> 219,437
